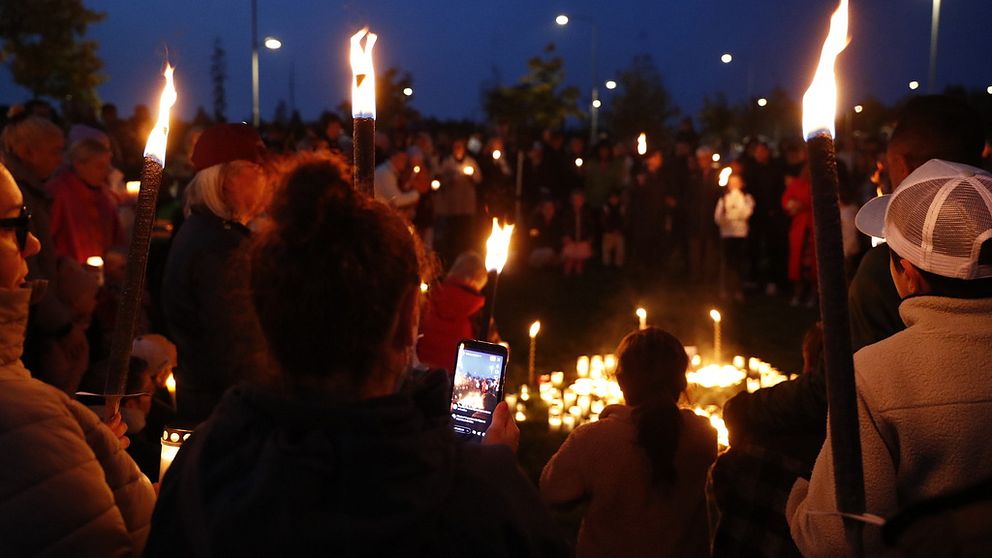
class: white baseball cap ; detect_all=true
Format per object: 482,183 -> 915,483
856,159 -> 992,280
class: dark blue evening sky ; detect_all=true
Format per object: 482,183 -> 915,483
2,0 -> 990,123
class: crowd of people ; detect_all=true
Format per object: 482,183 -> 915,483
0,90 -> 990,557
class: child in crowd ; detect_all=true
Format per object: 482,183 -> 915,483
561,189 -> 594,277
715,173 -> 755,301
782,165 -> 817,307
601,189 -> 625,268
541,328 -> 718,558
417,251 -> 488,374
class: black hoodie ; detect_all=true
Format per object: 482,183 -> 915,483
146,370 -> 567,557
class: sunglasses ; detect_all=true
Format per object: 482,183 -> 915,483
0,206 -> 32,251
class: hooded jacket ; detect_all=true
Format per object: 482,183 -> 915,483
0,287 -> 155,557
146,370 -> 567,557
787,296 -> 992,557
417,279 -> 485,373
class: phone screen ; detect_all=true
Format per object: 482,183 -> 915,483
450,341 -> 507,442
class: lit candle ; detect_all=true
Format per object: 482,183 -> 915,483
548,415 -> 562,432
125,180 -> 141,197
462,165 -> 475,176
562,414 -> 576,432
350,28 -> 377,196
718,167 -> 732,187
519,384 -> 529,401
709,309 -> 722,364
564,389 -> 577,406
637,133 -> 647,156
105,64 -> 177,417
574,157 -> 583,168
430,179 -> 441,191
636,307 -> 647,330
514,410 -> 527,422
604,354 -> 617,375
165,371 -> 176,406
529,321 -> 541,385
85,255 -> 105,287
732,355 -> 745,369
492,149 -> 502,161
159,426 -> 192,482
576,356 -> 590,378
505,393 -> 518,408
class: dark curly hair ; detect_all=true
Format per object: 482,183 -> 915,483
251,153 -> 425,398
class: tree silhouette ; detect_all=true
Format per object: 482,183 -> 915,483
0,0 -> 105,103
603,53 -> 679,145
210,37 -> 227,122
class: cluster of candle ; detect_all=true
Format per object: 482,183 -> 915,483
505,350 -> 794,449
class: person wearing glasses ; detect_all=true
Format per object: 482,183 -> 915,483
0,162 -> 156,556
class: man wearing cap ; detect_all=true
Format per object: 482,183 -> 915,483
787,159 -> 992,557
161,123 -> 269,425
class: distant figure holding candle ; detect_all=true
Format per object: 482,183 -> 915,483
418,251 -> 489,373
0,162 -> 155,556
373,149 -> 419,216
161,123 -> 269,425
47,137 -> 125,265
147,156 -> 566,556
715,172 -> 755,301
436,138 -> 481,264
541,327 -> 718,558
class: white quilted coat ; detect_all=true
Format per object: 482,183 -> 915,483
0,287 -> 155,557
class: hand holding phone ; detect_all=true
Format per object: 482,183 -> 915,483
482,401 -> 519,452
450,339 -> 508,443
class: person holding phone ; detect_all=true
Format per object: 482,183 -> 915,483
541,327 -> 718,558
147,154 -> 567,557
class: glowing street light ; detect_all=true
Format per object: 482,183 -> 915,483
592,99 -> 602,108
605,80 -> 617,90
987,85 -> 992,95
264,36 -> 282,50
721,53 -> 733,64
555,14 -> 569,25
757,97 -> 768,107
908,80 -> 920,91
402,87 -> 413,96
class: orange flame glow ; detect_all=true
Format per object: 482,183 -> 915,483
801,0 -> 850,139
350,28 -> 378,119
485,218 -> 514,273
143,64 -> 177,165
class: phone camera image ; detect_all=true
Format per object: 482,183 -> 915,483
450,342 -> 506,442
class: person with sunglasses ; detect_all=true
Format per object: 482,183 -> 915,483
0,162 -> 156,556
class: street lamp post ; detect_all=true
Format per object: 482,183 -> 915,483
556,14 -> 600,144
250,0 -> 281,127
928,0 -> 941,94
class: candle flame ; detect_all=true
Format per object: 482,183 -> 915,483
710,309 -> 722,323
801,0 -> 850,139
86,256 -> 104,268
574,157 -> 583,168
492,149 -> 502,160
485,218 -> 514,273
462,165 -> 475,176
718,167 -> 732,187
431,179 -> 441,190
529,320 -> 541,338
126,181 -> 141,194
637,133 -> 647,156
143,64 -> 177,165
420,282 -> 429,293
413,165 -> 421,174
350,28 -> 378,119
165,371 -> 176,393
635,307 -> 647,320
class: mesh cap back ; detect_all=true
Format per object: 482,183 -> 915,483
871,160 -> 992,279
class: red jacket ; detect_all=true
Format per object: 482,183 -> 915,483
47,170 -> 123,265
782,176 -> 817,282
417,279 -> 485,373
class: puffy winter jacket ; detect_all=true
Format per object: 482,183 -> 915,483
0,286 -> 156,557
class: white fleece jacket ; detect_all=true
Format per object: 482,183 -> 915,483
787,295 -> 992,557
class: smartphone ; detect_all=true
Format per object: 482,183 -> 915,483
450,339 -> 509,443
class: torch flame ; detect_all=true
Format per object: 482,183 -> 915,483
143,64 -> 177,165
636,133 -> 647,156
350,28 -> 378,119
718,167 -> 733,187
801,0 -> 850,139
529,321 -> 541,338
485,218 -> 514,273
710,309 -> 722,323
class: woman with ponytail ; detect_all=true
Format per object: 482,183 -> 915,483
541,327 -> 718,557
